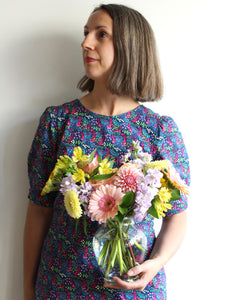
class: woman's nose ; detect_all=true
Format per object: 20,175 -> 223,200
81,34 -> 95,50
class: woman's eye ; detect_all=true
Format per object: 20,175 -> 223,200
84,31 -> 89,37
99,31 -> 107,38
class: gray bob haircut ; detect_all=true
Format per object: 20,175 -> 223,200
77,4 -> 163,102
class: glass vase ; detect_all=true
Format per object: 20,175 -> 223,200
93,217 -> 147,285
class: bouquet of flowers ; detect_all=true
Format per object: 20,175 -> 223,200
41,141 -> 189,282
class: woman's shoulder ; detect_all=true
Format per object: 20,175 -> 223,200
140,105 -> 175,131
43,99 -> 81,117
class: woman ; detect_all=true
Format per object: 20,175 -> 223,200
24,4 -> 190,299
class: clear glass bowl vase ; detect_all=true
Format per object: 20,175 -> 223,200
93,217 -> 147,285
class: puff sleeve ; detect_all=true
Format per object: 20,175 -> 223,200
27,107 -> 58,207
155,116 -> 190,216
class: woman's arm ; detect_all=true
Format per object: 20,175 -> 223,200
23,201 -> 53,299
104,210 -> 187,291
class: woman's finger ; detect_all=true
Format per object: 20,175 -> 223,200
104,276 -> 146,291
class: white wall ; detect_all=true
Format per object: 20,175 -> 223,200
1,0 -> 224,299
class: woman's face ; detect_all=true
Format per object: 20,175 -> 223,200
81,10 -> 114,83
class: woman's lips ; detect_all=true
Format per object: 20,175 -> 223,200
85,56 -> 97,63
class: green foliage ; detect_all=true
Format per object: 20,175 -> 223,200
115,191 -> 135,222
90,166 -> 99,177
91,173 -> 115,181
142,164 -> 147,176
120,191 -> 135,208
170,189 -> 181,201
98,154 -> 102,163
89,148 -> 97,163
147,205 -> 160,219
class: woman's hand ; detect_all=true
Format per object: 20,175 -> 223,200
104,212 -> 188,291
104,258 -> 161,291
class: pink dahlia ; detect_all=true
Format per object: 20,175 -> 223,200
88,184 -> 124,223
114,165 -> 141,193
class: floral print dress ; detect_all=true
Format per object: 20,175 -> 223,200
28,99 -> 190,299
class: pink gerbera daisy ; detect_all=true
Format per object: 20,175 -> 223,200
88,184 -> 124,223
167,165 -> 190,196
114,165 -> 141,193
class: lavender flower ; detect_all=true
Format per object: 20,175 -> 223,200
138,151 -> 152,163
130,158 -> 144,169
78,182 -> 94,216
133,168 -> 162,222
60,174 -> 78,195
78,182 -> 93,203
133,181 -> 155,222
145,169 -> 163,188
120,151 -> 132,164
134,191 -> 152,222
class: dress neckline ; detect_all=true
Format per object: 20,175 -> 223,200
76,99 -> 144,118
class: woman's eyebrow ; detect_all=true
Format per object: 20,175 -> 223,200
84,25 -> 108,30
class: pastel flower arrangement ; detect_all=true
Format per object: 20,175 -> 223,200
41,141 -> 189,282
41,141 -> 189,224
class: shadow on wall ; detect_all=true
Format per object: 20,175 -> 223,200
1,33 -> 83,299
6,32 -> 84,108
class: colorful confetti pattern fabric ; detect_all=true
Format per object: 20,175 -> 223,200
28,99 -> 190,299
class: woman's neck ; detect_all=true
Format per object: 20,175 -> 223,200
79,82 -> 139,116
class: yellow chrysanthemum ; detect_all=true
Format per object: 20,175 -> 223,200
72,168 -> 86,184
158,187 -> 172,203
64,190 -> 82,219
160,177 -> 168,188
72,147 -> 89,163
145,160 -> 171,172
154,198 -> 172,217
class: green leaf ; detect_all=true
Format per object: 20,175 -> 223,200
90,166 -> 99,177
148,206 -> 160,219
118,206 -> 128,215
170,189 -> 181,201
89,148 -> 97,163
114,212 -> 124,222
98,154 -> 102,163
120,191 -> 135,208
142,164 -> 147,176
91,173 -> 115,181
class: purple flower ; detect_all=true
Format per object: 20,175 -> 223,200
138,151 -> 152,163
145,169 -> 163,188
60,174 -> 78,195
134,169 -> 162,222
134,205 -> 148,222
120,151 -> 132,164
78,182 -> 93,203
130,158 -> 144,169
133,188 -> 155,222
78,182 -> 94,216
133,192 -> 152,222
